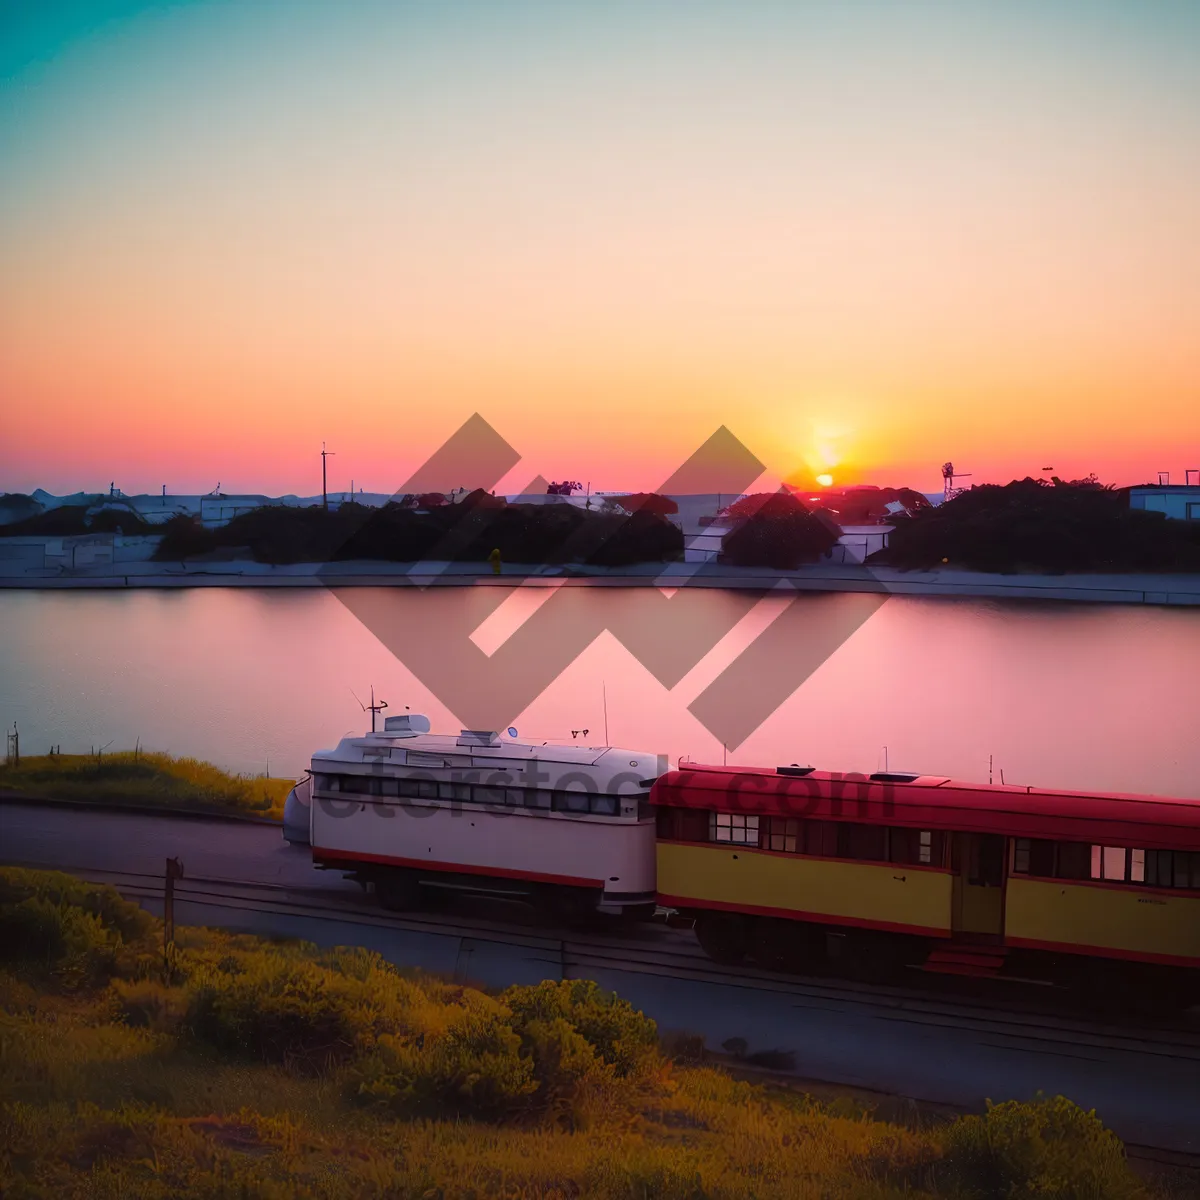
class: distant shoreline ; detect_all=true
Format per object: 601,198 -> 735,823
2,560 -> 1199,606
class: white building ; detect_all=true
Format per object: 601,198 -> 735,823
682,517 -> 893,566
1129,485 -> 1200,521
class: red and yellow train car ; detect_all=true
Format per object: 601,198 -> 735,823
651,764 -> 1200,1005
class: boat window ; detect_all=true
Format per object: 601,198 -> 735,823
710,811 -> 758,846
314,774 -> 337,792
340,775 -> 370,795
552,790 -> 590,814
764,817 -> 799,853
378,778 -> 401,798
504,788 -> 524,807
474,786 -> 506,807
590,794 -> 619,817
438,782 -> 471,801
523,789 -> 551,809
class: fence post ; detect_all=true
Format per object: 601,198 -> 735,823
164,857 -> 185,978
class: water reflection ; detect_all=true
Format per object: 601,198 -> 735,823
0,588 -> 1196,798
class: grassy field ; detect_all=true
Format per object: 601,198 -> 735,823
0,751 -> 293,821
0,866 -> 1170,1200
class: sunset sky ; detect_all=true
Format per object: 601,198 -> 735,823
2,1 -> 1197,497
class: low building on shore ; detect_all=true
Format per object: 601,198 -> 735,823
1129,484 -> 1200,521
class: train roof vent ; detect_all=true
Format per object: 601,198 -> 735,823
383,714 -> 431,736
870,772 -> 920,783
457,729 -> 500,747
777,764 -> 816,777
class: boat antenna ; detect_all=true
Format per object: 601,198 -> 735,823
367,685 -> 388,733
602,682 -> 609,745
350,686 -> 388,733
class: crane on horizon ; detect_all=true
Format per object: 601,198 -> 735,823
942,462 -> 971,502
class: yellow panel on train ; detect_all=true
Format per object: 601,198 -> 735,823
1006,878 -> 1200,965
657,842 -> 954,935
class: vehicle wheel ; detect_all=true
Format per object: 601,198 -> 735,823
376,871 -> 422,913
547,886 -> 598,928
751,917 -> 821,973
694,913 -> 748,966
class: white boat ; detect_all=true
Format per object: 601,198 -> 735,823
285,714 -> 667,920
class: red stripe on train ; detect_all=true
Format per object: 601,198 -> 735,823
312,846 -> 605,890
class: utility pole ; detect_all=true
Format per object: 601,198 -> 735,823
321,443 -> 335,511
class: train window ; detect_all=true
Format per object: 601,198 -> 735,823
840,823 -> 887,863
1091,845 -> 1128,882
764,817 -> 799,853
1145,850 -> 1200,889
804,820 -> 839,857
1012,838 -> 1056,877
1055,841 -> 1091,880
969,835 -> 1005,887
889,828 -> 942,866
710,812 -> 759,846
1014,839 -> 1030,874
1130,848 -> 1145,883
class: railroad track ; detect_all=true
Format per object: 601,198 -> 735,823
38,862 -> 1200,1061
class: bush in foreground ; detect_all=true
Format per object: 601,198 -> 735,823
0,866 -> 1162,1199
941,1094 -> 1144,1200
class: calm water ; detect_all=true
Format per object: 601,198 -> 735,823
0,588 -> 1197,798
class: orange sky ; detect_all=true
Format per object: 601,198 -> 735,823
1,2 -> 1197,496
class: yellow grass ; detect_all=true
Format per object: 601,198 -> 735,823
0,867 -> 1157,1200
0,751 -> 294,821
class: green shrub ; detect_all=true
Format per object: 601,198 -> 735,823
502,979 -> 661,1080
186,959 -> 371,1072
941,1094 -> 1143,1200
110,978 -> 190,1032
0,867 -> 154,944
351,993 -> 537,1120
0,896 -> 122,990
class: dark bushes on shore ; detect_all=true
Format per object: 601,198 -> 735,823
154,499 -> 685,566
874,478 -> 1200,573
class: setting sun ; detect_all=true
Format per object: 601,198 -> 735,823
816,474 -> 834,487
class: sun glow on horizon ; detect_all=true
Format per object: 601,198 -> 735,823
816,473 -> 834,487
